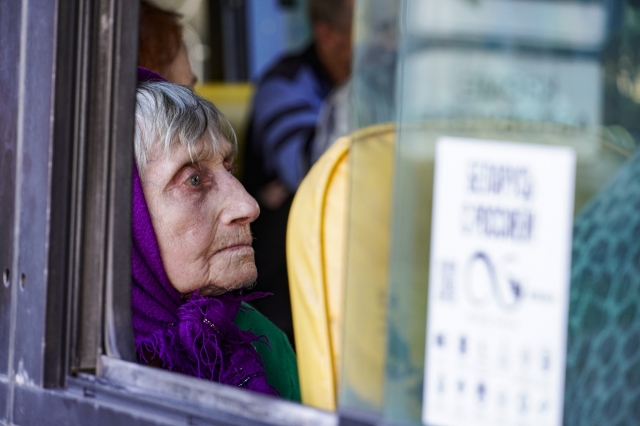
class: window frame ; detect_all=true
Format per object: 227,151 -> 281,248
0,0 -> 343,424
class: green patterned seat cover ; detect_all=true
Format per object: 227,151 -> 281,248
564,149 -> 640,425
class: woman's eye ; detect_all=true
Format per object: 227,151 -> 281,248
188,175 -> 200,186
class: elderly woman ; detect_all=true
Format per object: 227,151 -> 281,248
131,68 -> 299,400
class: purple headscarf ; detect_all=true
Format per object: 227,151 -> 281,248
131,67 -> 277,396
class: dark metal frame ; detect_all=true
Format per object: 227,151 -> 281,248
46,0 -> 139,388
208,0 -> 250,81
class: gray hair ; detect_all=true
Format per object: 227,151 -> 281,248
134,81 -> 236,170
308,0 -> 353,31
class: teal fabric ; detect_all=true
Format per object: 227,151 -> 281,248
234,303 -> 301,402
564,149 -> 640,424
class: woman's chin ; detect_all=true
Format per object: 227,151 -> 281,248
196,266 -> 258,297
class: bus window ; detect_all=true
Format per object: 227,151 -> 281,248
0,0 -> 336,424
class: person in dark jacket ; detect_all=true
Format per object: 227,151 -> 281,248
243,0 -> 354,345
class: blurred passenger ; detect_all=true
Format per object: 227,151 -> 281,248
350,1 -> 399,129
313,0 -> 399,162
243,0 -> 355,344
138,0 -> 196,87
311,81 -> 351,164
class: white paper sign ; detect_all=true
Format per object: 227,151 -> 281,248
422,137 -> 576,426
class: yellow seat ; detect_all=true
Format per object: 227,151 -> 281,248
287,124 -> 395,411
195,83 -> 254,178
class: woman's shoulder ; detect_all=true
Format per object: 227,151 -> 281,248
235,302 -> 286,341
234,303 -> 301,402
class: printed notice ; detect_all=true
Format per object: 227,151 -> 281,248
422,137 -> 576,426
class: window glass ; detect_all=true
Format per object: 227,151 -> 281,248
342,0 -> 640,424
339,0 -> 400,415
384,0 -> 637,424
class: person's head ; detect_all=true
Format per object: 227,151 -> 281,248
308,0 -> 354,85
139,1 -> 196,86
135,81 -> 259,297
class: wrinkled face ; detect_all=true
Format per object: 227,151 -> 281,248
140,137 -> 259,297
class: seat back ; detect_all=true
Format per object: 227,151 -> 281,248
288,124 -> 395,411
564,148 -> 640,425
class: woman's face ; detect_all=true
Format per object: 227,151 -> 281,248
141,137 -> 260,296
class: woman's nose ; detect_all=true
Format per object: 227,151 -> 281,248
220,178 -> 260,226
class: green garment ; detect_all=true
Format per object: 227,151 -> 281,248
234,303 -> 301,402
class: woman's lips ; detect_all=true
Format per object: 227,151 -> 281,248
217,244 -> 253,254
